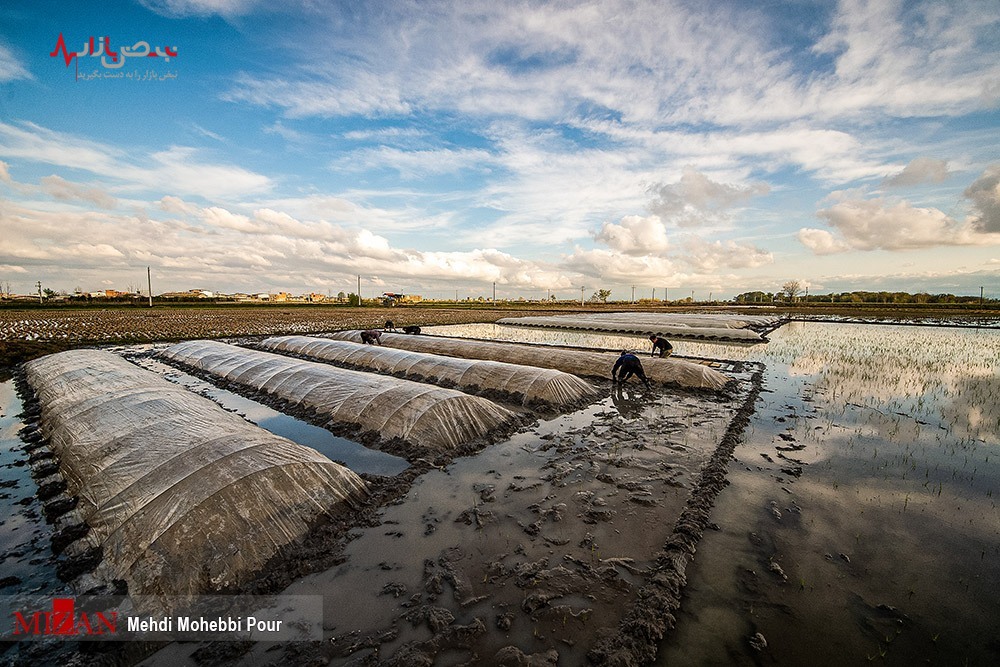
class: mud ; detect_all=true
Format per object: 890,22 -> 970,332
143,365 -> 754,666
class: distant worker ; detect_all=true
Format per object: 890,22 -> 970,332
403,325 -> 421,335
360,329 -> 382,345
383,320 -> 396,332
612,351 -> 650,388
649,334 -> 673,358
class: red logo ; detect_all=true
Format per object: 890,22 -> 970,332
12,598 -> 117,636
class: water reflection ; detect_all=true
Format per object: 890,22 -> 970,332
610,383 -> 646,419
658,320 -> 1000,666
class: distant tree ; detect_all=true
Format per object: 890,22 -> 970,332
781,280 -> 803,301
337,291 -> 347,302
591,289 -> 612,303
347,292 -> 360,306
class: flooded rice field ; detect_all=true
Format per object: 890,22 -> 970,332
429,321 -> 1000,665
2,319 -> 997,665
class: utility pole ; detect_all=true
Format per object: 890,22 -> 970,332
631,285 -> 636,304
357,275 -> 361,305
651,288 -> 655,301
546,288 -> 550,302
36,280 -> 43,304
982,286 -> 985,306
147,266 -> 153,307
580,286 -> 585,307
493,282 -> 496,303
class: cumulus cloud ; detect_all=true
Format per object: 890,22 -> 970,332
883,157 -> 950,187
965,165 -> 1000,233
802,193 -> 1000,253
797,228 -> 851,255
562,247 -> 677,281
594,215 -> 669,255
647,168 -> 770,227
1,196 -> 572,293
680,238 -> 773,272
0,160 -> 10,183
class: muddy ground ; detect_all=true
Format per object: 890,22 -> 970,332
135,359 -> 756,667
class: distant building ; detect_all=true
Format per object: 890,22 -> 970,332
382,292 -> 422,305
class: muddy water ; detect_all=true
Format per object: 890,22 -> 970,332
658,322 -> 1000,666
0,380 -> 67,598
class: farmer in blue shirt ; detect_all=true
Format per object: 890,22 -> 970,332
612,351 -> 650,388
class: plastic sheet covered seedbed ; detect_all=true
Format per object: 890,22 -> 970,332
23,349 -> 367,598
496,314 -> 766,341
326,331 -> 730,390
160,340 -> 517,452
260,335 -> 598,408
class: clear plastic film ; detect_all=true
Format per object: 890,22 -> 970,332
326,331 -> 730,390
159,340 -> 518,451
260,335 -> 598,408
24,349 -> 368,598
496,313 -> 772,341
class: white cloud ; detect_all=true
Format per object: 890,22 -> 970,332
647,168 -> 770,227
39,175 -> 117,209
0,160 -> 10,183
965,164 -> 1000,233
883,157 -> 950,187
222,0 -> 999,129
797,228 -> 851,255
138,0 -> 259,18
333,146 -> 494,180
680,238 -> 773,271
563,247 -> 677,282
804,194 -> 1000,253
0,122 -> 271,200
0,44 -> 31,83
594,215 -> 669,256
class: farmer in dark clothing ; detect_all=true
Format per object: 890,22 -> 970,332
612,351 -> 650,388
383,320 -> 396,331
360,329 -> 382,345
649,334 -> 673,358
403,325 -> 421,335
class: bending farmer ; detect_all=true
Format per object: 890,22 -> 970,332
612,351 -> 650,388
649,334 -> 673,358
360,329 -> 382,345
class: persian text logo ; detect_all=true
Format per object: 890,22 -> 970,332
12,598 -> 118,637
50,33 -> 178,80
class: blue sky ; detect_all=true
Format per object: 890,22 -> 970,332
1,0 -> 998,300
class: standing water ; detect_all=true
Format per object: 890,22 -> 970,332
660,322 -> 1000,665
426,321 -> 1000,664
